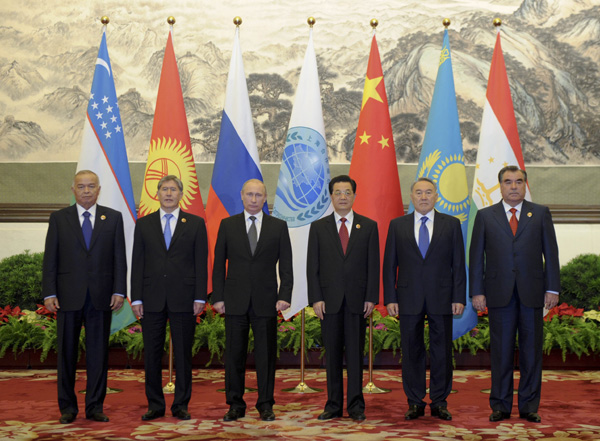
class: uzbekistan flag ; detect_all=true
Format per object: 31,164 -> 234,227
76,27 -> 137,334
412,28 -> 476,339
348,32 -> 404,315
205,25 -> 267,260
272,27 -> 332,320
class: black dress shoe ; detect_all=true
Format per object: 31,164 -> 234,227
317,410 -> 343,420
59,413 -> 76,424
349,411 -> 366,421
489,410 -> 511,422
431,406 -> 452,421
87,412 -> 109,422
405,405 -> 425,420
519,412 -> 541,423
259,409 -> 276,421
141,410 -> 165,421
172,409 -> 191,420
223,409 -> 245,421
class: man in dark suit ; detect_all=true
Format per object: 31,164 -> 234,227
212,179 -> 293,422
307,174 -> 379,422
131,175 -> 208,421
470,165 -> 560,423
42,170 -> 126,424
383,177 -> 466,421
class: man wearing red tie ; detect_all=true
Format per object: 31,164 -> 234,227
307,175 -> 380,422
470,166 -> 560,423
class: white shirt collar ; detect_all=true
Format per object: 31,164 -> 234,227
334,210 -> 354,224
76,204 -> 97,217
415,209 -> 435,222
502,200 -> 524,213
160,207 -> 180,219
244,210 -> 264,222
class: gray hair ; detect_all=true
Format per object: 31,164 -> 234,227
157,175 -> 183,192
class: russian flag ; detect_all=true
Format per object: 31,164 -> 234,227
206,25 -> 267,258
76,27 -> 137,333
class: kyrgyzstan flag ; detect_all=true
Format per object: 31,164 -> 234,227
348,33 -> 404,314
138,27 -> 206,220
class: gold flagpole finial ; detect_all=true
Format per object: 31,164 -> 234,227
307,17 -> 315,28
101,16 -> 110,26
443,18 -> 451,28
167,16 -> 176,25
233,16 -> 242,27
493,18 -> 502,27
370,18 -> 378,29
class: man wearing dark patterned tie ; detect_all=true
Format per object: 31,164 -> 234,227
131,175 -> 208,422
212,179 -> 293,422
42,170 -> 126,424
307,174 -> 380,422
383,177 -> 466,422
470,166 -> 560,423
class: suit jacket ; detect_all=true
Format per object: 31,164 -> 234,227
469,200 -> 560,308
382,211 -> 466,315
211,212 -> 293,317
307,212 -> 379,315
131,210 -> 208,313
42,204 -> 127,312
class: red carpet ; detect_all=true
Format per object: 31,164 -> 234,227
1,369 -> 599,440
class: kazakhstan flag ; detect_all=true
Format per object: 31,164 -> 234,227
411,29 -> 477,340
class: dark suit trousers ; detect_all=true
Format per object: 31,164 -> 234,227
142,309 -> 196,413
225,306 -> 277,412
400,310 -> 453,408
488,289 -> 543,414
57,293 -> 111,417
321,303 -> 366,414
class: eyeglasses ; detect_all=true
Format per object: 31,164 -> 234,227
333,190 -> 353,197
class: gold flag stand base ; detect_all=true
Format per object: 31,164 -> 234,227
282,382 -> 322,393
163,382 -> 175,394
362,381 -> 391,394
79,386 -> 122,395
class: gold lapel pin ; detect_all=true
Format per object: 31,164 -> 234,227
100,215 -> 106,220
181,218 -> 187,223
527,212 -> 532,217
356,224 -> 361,229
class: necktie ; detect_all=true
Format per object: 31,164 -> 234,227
339,217 -> 349,254
82,211 -> 92,249
418,216 -> 429,258
164,213 -> 173,249
248,215 -> 258,255
509,208 -> 518,236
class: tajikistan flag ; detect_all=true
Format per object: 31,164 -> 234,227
76,27 -> 137,334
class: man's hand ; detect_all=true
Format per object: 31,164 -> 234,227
313,301 -> 325,320
193,302 -> 206,316
110,295 -> 124,311
386,303 -> 399,317
132,304 -> 144,319
472,295 -> 486,312
545,292 -> 559,310
452,302 -> 465,315
363,301 -> 375,318
213,301 -> 225,315
276,300 -> 290,312
44,297 -> 60,313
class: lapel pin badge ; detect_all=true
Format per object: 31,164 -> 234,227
356,224 -> 361,229
181,218 -> 187,223
527,212 -> 532,217
100,215 -> 106,220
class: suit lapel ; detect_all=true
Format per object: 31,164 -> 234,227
169,210 -> 187,249
492,202 -> 513,237
237,213 -> 253,257
345,213 -> 362,257
88,205 -> 107,250
66,205 -> 87,250
253,213 -> 270,256
515,200 -> 533,238
426,211 -> 445,258
325,213 -> 345,258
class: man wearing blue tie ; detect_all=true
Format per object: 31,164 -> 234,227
42,170 -> 127,424
383,177 -> 466,421
131,175 -> 208,422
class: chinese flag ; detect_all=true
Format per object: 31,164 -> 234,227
348,34 -> 404,314
139,29 -> 206,220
